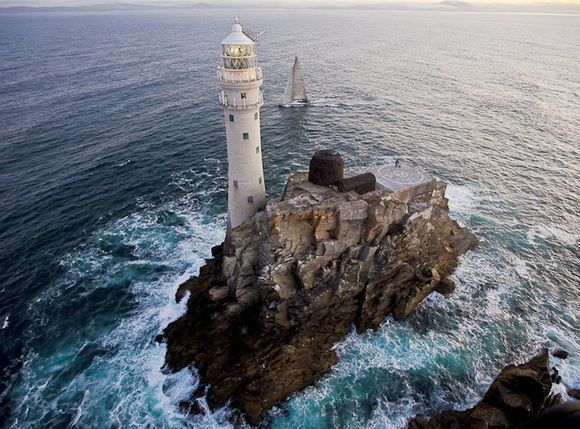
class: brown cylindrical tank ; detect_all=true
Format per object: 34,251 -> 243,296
308,150 -> 344,187
337,173 -> 376,194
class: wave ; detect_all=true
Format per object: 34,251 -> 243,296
116,159 -> 132,167
6,197 -> 229,428
275,98 -> 361,109
527,224 -> 579,246
445,184 -> 480,226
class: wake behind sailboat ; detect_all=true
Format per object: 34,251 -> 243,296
280,55 -> 309,106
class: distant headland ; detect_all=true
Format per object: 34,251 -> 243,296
2,2 -> 580,15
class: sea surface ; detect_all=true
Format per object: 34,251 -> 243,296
0,9 -> 579,429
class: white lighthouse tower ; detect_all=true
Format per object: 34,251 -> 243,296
217,19 -> 266,230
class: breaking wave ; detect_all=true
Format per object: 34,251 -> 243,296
6,199 -> 228,428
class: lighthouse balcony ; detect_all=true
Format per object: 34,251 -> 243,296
219,93 -> 264,110
217,67 -> 263,86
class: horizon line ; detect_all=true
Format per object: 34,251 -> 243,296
2,1 -> 580,10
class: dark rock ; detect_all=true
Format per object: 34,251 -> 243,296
179,398 -> 204,416
568,389 -> 580,400
164,171 -> 477,425
408,350 -> 561,429
551,349 -> 569,359
551,367 -> 559,383
434,277 -> 457,296
525,401 -> 580,429
544,392 -> 563,410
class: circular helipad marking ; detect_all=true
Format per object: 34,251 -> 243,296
376,165 -> 425,186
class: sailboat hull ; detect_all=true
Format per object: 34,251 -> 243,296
278,99 -> 309,108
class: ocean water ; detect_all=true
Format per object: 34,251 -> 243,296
0,9 -> 579,428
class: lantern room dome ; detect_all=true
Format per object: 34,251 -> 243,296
221,21 -> 255,46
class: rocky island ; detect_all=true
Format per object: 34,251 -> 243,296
162,151 -> 477,424
409,349 -> 575,429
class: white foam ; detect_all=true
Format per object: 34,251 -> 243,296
445,184 -> 479,224
270,249 -> 539,428
512,256 -> 530,279
7,193 -> 230,428
70,389 -> 89,426
2,314 -> 9,329
540,325 -> 580,389
306,97 -> 351,108
527,224 -> 579,246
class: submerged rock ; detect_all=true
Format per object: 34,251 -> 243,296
408,350 -> 562,429
163,170 -> 477,424
551,348 -> 569,360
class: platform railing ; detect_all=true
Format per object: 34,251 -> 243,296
217,67 -> 263,84
219,93 -> 264,109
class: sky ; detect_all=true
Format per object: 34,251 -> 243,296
1,0 -> 580,7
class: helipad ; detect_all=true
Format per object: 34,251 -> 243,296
374,165 -> 433,193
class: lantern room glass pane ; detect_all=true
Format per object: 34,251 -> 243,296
222,44 -> 257,70
222,44 -> 255,58
222,57 -> 256,70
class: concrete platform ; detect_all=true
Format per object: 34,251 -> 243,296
279,165 -> 437,211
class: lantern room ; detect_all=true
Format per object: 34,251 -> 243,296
221,20 -> 257,70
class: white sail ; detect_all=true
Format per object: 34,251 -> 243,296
282,56 -> 308,104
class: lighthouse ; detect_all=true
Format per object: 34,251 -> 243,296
217,19 -> 266,230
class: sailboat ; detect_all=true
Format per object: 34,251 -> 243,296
281,56 -> 309,106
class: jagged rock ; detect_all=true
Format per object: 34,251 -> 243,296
163,171 -> 477,424
568,389 -> 580,400
408,350 -> 561,429
551,349 -> 569,359
551,367 -> 560,383
525,401 -> 580,429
